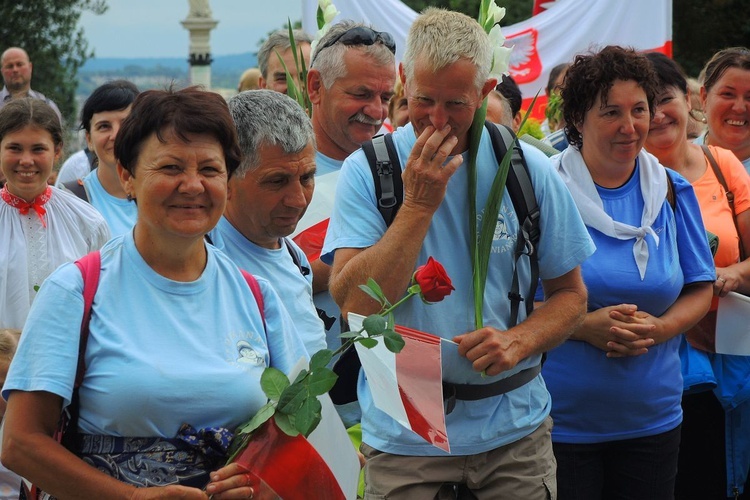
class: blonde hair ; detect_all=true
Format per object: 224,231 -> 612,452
402,8 -> 492,90
0,329 -> 21,359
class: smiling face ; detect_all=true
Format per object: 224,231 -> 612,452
310,50 -> 396,159
1,125 -> 60,201
579,79 -> 650,184
702,67 -> 750,160
226,142 -> 316,249
646,85 -> 690,153
119,129 -> 228,242
86,105 -> 132,172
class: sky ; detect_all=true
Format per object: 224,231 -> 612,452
78,0 -> 305,58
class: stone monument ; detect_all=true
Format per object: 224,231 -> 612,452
181,0 -> 218,89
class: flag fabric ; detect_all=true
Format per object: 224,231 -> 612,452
348,313 -> 450,453
291,170 -> 339,260
301,0 -> 672,119
234,359 -> 360,500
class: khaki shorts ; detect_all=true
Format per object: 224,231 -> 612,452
362,416 -> 556,500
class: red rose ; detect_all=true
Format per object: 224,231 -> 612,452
413,257 -> 455,303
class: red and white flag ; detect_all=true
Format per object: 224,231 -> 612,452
233,360 -> 360,499
349,313 -> 450,453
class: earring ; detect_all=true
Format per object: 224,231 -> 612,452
126,193 -> 133,202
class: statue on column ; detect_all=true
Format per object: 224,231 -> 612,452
188,0 -> 212,18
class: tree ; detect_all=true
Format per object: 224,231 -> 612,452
0,0 -> 107,127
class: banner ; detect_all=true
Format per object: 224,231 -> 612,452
301,0 -> 672,117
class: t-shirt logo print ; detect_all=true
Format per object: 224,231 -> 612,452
236,340 -> 263,365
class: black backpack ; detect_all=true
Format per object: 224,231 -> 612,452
330,122 -> 543,407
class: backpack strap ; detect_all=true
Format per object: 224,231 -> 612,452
63,179 -> 89,203
485,122 -> 540,326
363,133 -> 403,226
282,237 -> 310,277
240,270 -> 266,331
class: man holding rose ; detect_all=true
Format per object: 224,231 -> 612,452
322,8 -> 594,499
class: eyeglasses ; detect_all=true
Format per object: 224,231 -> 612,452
316,27 -> 396,57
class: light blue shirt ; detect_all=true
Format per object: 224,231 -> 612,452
322,123 -> 595,456
4,231 -> 307,437
82,168 -> 137,237
208,216 -> 326,357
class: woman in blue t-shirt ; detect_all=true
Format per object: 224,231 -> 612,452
2,88 -> 307,498
545,45 -> 715,500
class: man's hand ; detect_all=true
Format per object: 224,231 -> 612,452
401,125 -> 463,214
453,327 -> 527,376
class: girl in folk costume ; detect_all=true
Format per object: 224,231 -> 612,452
0,99 -> 109,329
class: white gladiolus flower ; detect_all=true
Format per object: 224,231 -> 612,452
323,4 -> 339,24
488,25 -> 512,79
489,4 -> 506,24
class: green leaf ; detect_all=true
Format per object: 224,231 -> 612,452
308,367 -> 338,397
260,367 -> 290,401
358,283 -> 385,307
294,396 -> 323,437
225,431 -> 251,464
274,412 -> 299,437
468,99 -> 489,329
235,401 -> 276,435
383,329 -> 406,353
276,381 -> 308,415
316,5 -> 325,30
33,285 -> 40,292
291,368 -> 309,385
358,337 -> 378,349
363,314 -> 387,336
339,331 -> 360,339
310,349 -> 333,371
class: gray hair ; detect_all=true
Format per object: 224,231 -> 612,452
228,89 -> 315,178
311,21 -> 395,89
257,29 -> 313,79
402,8 -> 492,90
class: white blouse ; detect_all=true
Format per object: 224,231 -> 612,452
0,186 -> 110,329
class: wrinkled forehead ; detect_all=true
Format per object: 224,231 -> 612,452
1,49 -> 29,66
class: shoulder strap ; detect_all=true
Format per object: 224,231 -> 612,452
485,122 -> 540,325
63,179 -> 89,203
702,145 -> 745,260
363,133 -> 403,226
665,169 -> 676,210
283,238 -> 310,277
240,270 -> 266,329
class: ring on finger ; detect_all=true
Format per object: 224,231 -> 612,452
718,276 -> 727,284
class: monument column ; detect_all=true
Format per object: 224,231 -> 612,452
181,0 -> 218,89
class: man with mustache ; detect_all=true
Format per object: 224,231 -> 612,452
208,89 -> 326,358
292,21 -> 397,353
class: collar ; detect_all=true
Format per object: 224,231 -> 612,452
1,185 -> 52,228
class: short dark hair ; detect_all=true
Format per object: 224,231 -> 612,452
80,80 -> 140,132
546,63 -> 570,96
115,86 -> 242,178
646,52 -> 687,95
562,45 -> 658,149
702,47 -> 750,93
0,98 -> 63,148
495,75 -> 522,117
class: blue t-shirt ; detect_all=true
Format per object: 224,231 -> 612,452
83,168 -> 138,238
542,166 -> 715,444
4,231 -> 307,437
322,123 -> 595,456
208,216 -> 326,357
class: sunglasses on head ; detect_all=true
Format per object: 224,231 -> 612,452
317,26 -> 396,56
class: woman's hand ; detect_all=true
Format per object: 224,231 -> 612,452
129,485 -> 208,500
575,304 -> 655,357
715,265 -> 743,297
204,463 -> 257,499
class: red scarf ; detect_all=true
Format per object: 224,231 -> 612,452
1,185 -> 52,228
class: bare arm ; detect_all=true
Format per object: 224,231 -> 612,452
3,391 -> 254,500
310,258 -> 330,294
453,266 -> 588,376
330,125 -> 462,316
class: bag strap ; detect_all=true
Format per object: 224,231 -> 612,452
63,179 -> 89,203
282,237 -> 310,277
485,122 -> 540,326
702,145 -> 746,261
240,270 -> 266,331
363,133 -> 403,226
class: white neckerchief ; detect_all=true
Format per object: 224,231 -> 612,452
554,147 -> 668,280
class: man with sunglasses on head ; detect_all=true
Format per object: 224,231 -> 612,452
291,21 -> 397,358
322,8 -> 593,499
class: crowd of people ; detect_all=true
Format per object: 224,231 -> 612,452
0,5 -> 749,500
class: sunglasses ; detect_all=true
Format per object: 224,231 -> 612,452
316,27 -> 396,56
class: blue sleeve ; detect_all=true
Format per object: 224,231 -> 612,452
3,263 -> 83,407
258,277 -> 312,372
670,169 -> 716,284
321,150 -> 388,266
